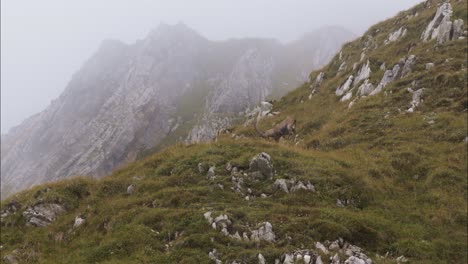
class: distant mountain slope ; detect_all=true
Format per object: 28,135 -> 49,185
0,0 -> 467,263
0,24 -> 354,198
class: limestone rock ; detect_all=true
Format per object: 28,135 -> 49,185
406,88 -> 424,113
73,216 -> 85,228
336,75 -> 354,96
353,60 -> 371,86
337,62 -> 347,74
249,153 -> 273,179
421,2 -> 453,41
251,222 -> 276,242
401,55 -> 416,77
207,166 -> 216,180
370,64 -> 400,95
385,27 -> 407,44
283,253 -> 294,264
0,200 -> 21,221
3,254 -> 18,264
425,63 -> 435,70
452,19 -> 465,39
274,179 -> 315,194
198,163 -> 207,174
204,211 -> 213,224
396,255 -> 408,263
22,203 -> 66,227
357,80 -> 375,96
421,3 -> 464,44
127,184 -> 135,195
345,256 -> 366,264
258,253 -> 266,264
316,256 -> 324,264
315,242 -> 329,255
341,92 -> 353,102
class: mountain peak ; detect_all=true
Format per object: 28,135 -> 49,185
148,22 -> 204,41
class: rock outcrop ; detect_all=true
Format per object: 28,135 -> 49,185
203,212 -> 276,243
22,203 -> 66,227
385,27 -> 407,44
421,2 -> 465,44
274,179 -> 315,193
249,152 -> 274,179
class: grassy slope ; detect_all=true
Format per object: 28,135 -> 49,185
1,1 -> 467,263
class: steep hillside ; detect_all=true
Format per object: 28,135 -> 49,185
0,24 -> 353,198
1,1 -> 467,264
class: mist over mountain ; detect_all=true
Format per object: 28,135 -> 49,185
0,1 -> 467,263
0,23 -> 354,197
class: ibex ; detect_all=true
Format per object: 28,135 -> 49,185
254,114 -> 296,142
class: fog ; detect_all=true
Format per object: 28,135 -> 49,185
1,0 -> 423,133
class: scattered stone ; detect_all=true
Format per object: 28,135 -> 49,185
207,166 -> 216,180
357,79 -> 375,96
341,92 -> 353,102
316,242 -> 329,255
353,63 -> 358,71
198,163 -> 206,174
396,255 -> 409,263
336,75 -> 354,96
421,3 -> 464,44
425,62 -> 434,70
370,63 -> 400,95
3,254 -> 18,264
274,179 -> 290,193
231,231 -> 242,241
274,179 -> 315,194
401,55 -> 416,77
331,253 -> 340,264
329,240 -> 340,251
309,72 -> 325,98
336,199 -> 345,208
127,184 -> 135,195
452,19 -> 465,39
385,27 -> 407,44
380,62 -> 386,71
316,255 -> 324,264
354,60 -> 371,87
209,249 -> 222,264
249,152 -> 274,179
54,232 -> 64,242
22,203 -> 66,227
225,162 -> 233,172
251,222 -> 276,242
337,62 -> 347,75
283,253 -> 294,264
406,88 -> 424,113
0,200 -> 21,221
204,212 -> 213,224
258,253 -> 266,264
73,216 -> 85,228
345,256 -> 366,264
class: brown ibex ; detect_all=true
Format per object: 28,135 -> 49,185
254,114 -> 296,142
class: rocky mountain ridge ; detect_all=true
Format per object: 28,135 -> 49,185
1,24 -> 354,198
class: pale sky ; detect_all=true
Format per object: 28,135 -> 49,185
1,0 -> 423,133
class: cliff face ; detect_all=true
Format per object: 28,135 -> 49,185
1,24 -> 353,197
